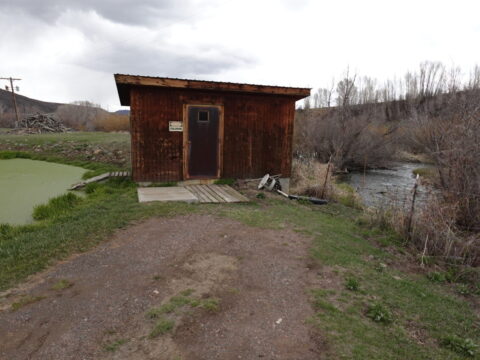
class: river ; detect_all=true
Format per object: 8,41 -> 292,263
342,162 -> 432,208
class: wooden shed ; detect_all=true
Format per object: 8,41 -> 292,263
114,74 -> 310,189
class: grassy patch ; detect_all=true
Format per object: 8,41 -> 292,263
214,178 -> 235,185
11,295 -> 46,311
345,277 -> 360,291
334,182 -> 363,209
366,303 -> 394,324
51,279 -> 74,290
149,318 -> 175,338
256,192 -> 266,199
199,298 -> 220,312
441,335 -> 478,358
147,291 -> 219,319
104,338 -> 128,352
33,193 -> 83,221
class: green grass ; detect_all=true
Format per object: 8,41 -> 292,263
0,131 -> 129,146
345,277 -> 360,291
33,193 -> 83,220
11,295 -> 46,311
214,178 -> 235,185
199,298 -> 220,312
441,335 -> 478,357
103,338 -> 128,352
213,199 -> 479,359
0,134 -> 478,358
366,303 -> 394,324
147,291 -> 219,319
149,318 -> 175,338
51,279 -> 74,290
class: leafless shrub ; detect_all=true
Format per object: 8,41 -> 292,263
0,112 -> 16,128
55,101 -> 105,131
295,69 -> 397,170
93,113 -> 129,132
406,89 -> 480,231
298,61 -> 480,264
290,157 -> 334,198
368,193 -> 478,266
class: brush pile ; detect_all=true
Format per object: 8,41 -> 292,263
15,113 -> 70,133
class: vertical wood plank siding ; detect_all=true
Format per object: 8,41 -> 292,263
130,86 -> 296,182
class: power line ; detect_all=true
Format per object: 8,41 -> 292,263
0,77 -> 21,128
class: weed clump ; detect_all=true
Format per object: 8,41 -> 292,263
427,271 -> 447,283
441,335 -> 478,357
11,295 -> 46,311
214,178 -> 235,185
149,318 -> 175,338
51,279 -> 74,290
311,290 -> 338,313
366,303 -> 393,324
104,339 -> 128,352
199,298 -> 220,312
345,277 -> 359,291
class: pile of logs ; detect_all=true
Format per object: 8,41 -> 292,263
16,113 -> 70,133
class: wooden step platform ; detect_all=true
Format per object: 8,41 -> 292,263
137,184 -> 249,204
70,171 -> 130,190
185,184 -> 249,203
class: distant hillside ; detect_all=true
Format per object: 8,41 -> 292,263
0,90 -> 130,131
0,88 -> 60,115
115,110 -> 130,115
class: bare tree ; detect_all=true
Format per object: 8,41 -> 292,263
55,101 -> 105,131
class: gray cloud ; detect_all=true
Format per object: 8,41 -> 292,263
1,0 -> 191,25
75,40 -> 251,78
0,0 -> 254,79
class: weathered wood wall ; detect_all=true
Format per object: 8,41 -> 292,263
130,86 -> 296,182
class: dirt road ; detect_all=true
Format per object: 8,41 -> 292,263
0,215 -> 323,359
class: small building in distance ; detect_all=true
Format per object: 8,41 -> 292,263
114,74 -> 310,190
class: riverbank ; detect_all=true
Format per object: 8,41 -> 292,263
0,132 -> 478,358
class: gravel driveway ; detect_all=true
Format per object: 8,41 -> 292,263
0,215 -> 323,359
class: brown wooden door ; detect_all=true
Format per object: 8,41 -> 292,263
186,106 -> 220,178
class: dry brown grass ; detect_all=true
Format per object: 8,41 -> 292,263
366,193 -> 479,266
290,158 -> 362,207
93,114 -> 129,132
290,158 -> 331,198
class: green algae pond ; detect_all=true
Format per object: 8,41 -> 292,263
0,159 -> 86,225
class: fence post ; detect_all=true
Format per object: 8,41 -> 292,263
406,174 -> 420,240
321,155 -> 332,199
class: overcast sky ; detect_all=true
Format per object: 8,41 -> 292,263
1,0 -> 479,110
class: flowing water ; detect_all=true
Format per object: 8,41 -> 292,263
0,159 -> 86,225
343,162 -> 432,208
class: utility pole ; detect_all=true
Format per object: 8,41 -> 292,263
0,77 -> 21,128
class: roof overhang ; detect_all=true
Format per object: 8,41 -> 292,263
114,74 -> 311,106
